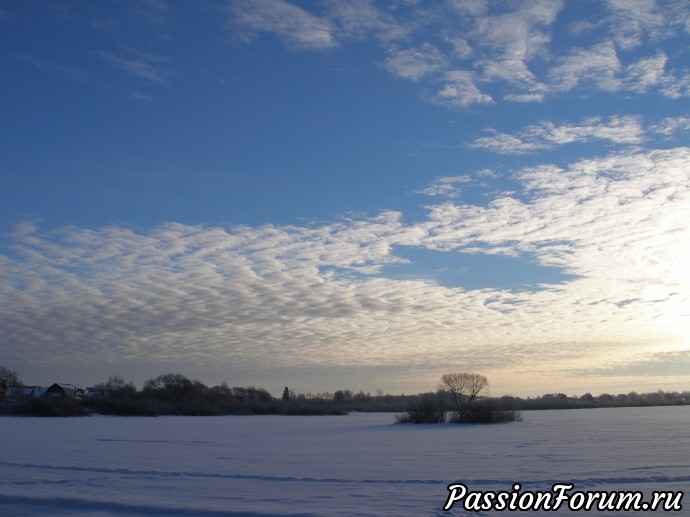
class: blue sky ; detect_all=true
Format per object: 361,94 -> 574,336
2,0 -> 690,397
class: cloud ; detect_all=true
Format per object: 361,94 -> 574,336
670,3 -> 690,35
443,35 -> 473,59
224,1 -> 690,107
471,1 -> 560,89
417,1 -> 561,106
129,91 -> 154,102
414,149 -> 690,384
3,148 -> 690,392
469,115 -> 645,154
327,0 -> 409,42
605,0 -> 669,50
432,70 -> 493,108
383,44 -> 446,81
658,69 -> 690,99
416,175 -> 472,198
623,53 -> 669,92
650,116 -> 690,137
545,8 -> 688,99
1,215 -> 431,381
227,0 -> 336,50
420,147 -> 690,287
98,47 -> 173,84
503,92 -> 545,103
469,129 -> 544,155
548,41 -> 622,92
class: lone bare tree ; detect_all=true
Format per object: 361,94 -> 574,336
439,372 -> 488,422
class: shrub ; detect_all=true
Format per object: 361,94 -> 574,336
14,396 -> 89,417
94,397 -> 160,416
283,404 -> 346,416
396,393 -> 446,424
449,398 -> 522,424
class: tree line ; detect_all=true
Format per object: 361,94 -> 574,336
1,366 -> 687,419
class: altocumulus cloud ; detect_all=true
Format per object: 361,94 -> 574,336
225,1 -> 690,108
2,148 -> 690,392
469,115 -> 645,154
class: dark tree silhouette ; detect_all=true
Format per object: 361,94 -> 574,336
439,372 -> 488,422
0,366 -> 22,388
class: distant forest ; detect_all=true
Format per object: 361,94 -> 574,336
1,367 -> 688,418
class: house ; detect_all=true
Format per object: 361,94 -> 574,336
4,386 -> 47,399
45,383 -> 85,399
4,383 -> 86,400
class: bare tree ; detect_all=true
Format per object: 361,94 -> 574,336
0,366 -> 22,388
104,375 -> 137,395
439,372 -> 488,422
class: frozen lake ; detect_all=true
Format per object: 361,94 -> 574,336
1,406 -> 688,516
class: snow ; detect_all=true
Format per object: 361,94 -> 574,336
1,406 -> 688,516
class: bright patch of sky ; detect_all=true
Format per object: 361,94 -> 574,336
1,1 -> 690,397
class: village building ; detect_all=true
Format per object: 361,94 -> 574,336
4,386 -> 47,399
3,383 -> 87,400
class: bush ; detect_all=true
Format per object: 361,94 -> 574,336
449,398 -> 522,424
397,395 -> 522,424
14,396 -> 90,417
396,393 -> 446,423
283,404 -> 346,416
85,396 -> 160,416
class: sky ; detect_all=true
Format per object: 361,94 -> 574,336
2,0 -> 690,398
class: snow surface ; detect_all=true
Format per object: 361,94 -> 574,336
1,406 -> 688,516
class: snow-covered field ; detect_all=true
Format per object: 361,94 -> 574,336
1,406 -> 688,516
